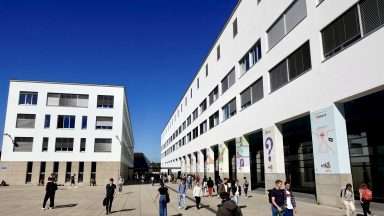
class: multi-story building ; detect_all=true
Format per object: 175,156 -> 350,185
0,80 -> 134,186
160,0 -> 384,207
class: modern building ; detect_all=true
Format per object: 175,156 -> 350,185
0,80 -> 134,186
133,152 -> 151,174
160,0 -> 384,207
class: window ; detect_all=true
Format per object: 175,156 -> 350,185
205,64 -> 208,77
222,98 -> 237,121
233,18 -> 238,37
13,137 -> 33,152
360,0 -> 384,35
42,137 -> 48,152
78,162 -> 84,183
91,162 -> 97,180
185,97 -> 188,106
241,77 -> 264,109
182,121 -> 186,130
187,116 -> 192,126
200,120 -> 207,135
192,109 -> 198,121
187,132 -> 192,143
47,93 -> 89,107
53,162 -> 59,173
82,116 -> 87,129
192,127 -> 199,139
200,99 -> 207,114
217,45 -> 221,60
97,95 -> 114,108
80,138 -> 86,152
209,86 -> 219,105
65,162 -> 72,182
197,78 -> 200,89
96,117 -> 113,130
270,41 -> 311,91
16,114 -> 36,128
57,115 -> 75,129
190,89 -> 193,98
240,40 -> 262,76
25,162 -> 33,183
44,115 -> 50,128
221,68 -> 236,94
55,138 -> 74,152
209,111 -> 219,129
267,0 -> 307,50
94,138 -> 112,152
19,92 -> 38,105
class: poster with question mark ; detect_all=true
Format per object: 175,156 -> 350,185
263,126 -> 276,173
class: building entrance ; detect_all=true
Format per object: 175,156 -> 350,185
282,115 -> 316,194
245,131 -> 264,190
227,140 -> 237,181
344,90 -> 384,202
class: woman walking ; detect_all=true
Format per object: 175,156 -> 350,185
359,183 -> 375,216
207,177 -> 214,197
155,182 -> 169,216
193,181 -> 203,209
341,183 -> 355,216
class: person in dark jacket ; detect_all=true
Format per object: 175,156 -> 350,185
42,177 -> 58,210
105,178 -> 116,215
207,177 -> 214,197
216,192 -> 243,216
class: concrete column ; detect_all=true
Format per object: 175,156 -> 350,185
180,157 -> 185,174
236,137 -> 251,184
191,152 -> 197,174
83,162 -> 92,186
310,104 -> 352,207
206,147 -> 215,178
31,162 -> 41,185
219,143 -> 229,178
263,125 -> 286,192
197,150 -> 205,177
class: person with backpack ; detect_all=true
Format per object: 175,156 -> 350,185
178,179 -> 187,209
154,182 -> 169,216
270,180 -> 285,216
232,180 -> 241,205
284,181 -> 297,216
42,177 -> 58,210
216,192 -> 243,216
207,177 -> 214,197
243,177 -> 249,198
359,183 -> 375,216
340,183 -> 355,216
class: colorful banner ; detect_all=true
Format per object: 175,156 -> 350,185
236,137 -> 250,173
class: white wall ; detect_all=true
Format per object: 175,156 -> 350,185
160,0 -> 384,168
1,81 -> 133,166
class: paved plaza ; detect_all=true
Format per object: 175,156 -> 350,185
1,183 -> 383,216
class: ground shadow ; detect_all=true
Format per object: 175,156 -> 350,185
199,205 -> 210,209
184,205 -> 194,210
170,214 -> 183,216
110,208 -> 135,213
55,204 -> 78,208
239,205 -> 247,209
123,192 -> 133,195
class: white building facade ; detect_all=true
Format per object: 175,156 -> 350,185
161,0 -> 384,207
0,80 -> 134,185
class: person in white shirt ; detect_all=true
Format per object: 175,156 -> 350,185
117,176 -> 124,194
284,181 -> 297,216
232,180 -> 241,205
193,181 -> 203,209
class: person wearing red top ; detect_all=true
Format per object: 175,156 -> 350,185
359,183 -> 375,216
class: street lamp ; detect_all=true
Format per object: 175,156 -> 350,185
3,133 -> 19,147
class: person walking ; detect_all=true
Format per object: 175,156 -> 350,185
359,183 -> 375,216
340,183 -> 355,216
207,177 -> 214,197
154,182 -> 169,216
42,177 -> 58,210
216,192 -> 243,216
203,177 -> 208,197
271,180 -> 285,216
178,179 -> 187,209
193,181 -> 203,209
69,174 -> 77,189
118,176 -> 124,194
216,176 -> 222,196
105,178 -> 116,215
284,181 -> 297,216
243,177 -> 249,198
232,180 -> 241,205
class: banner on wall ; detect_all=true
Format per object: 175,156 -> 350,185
236,137 -> 250,173
310,106 -> 339,174
263,126 -> 276,173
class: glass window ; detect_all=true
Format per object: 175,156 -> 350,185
222,98 -> 237,121
209,111 -> 220,129
44,115 -> 51,128
217,45 -> 220,60
19,92 -> 38,105
14,137 -> 33,152
200,99 -> 207,114
55,138 -> 74,152
233,18 -> 238,37
206,64 -> 208,77
192,109 -> 198,121
57,115 -> 75,129
192,127 -> 199,139
221,68 -> 236,94
47,93 -> 88,107
97,95 -> 114,108
209,86 -> 219,105
200,120 -> 207,135
94,138 -> 112,152
241,88 -> 252,109
42,137 -> 48,152
81,116 -> 87,129
96,116 -> 113,130
16,114 -> 36,128
80,138 -> 86,152
360,0 -> 384,35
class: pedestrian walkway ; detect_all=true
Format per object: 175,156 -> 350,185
0,183 -> 382,215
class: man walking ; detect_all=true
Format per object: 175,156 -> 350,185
42,177 -> 58,210
243,177 -> 249,198
232,180 -> 241,205
105,178 -> 116,215
178,179 -> 187,210
271,180 -> 285,216
118,176 -> 124,194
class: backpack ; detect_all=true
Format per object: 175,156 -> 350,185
362,189 -> 373,201
340,189 -> 346,198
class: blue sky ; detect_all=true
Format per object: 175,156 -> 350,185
0,0 -> 236,162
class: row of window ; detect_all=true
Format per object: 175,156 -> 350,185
13,137 -> 112,153
163,0 -> 384,150
16,114 -> 113,130
19,92 -> 114,108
